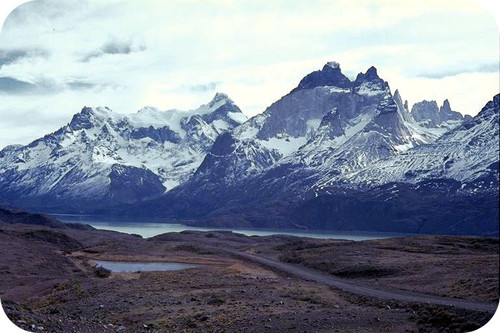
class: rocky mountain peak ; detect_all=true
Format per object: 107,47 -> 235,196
324,61 -> 340,69
68,106 -> 118,131
411,100 -> 440,127
439,99 -> 463,122
412,99 -> 464,127
209,92 -> 231,106
191,93 -> 247,131
352,66 -> 389,96
365,66 -> 378,78
442,99 -> 451,111
476,94 -> 499,119
69,106 -> 97,130
393,89 -> 412,122
393,89 -> 402,101
137,106 -> 162,113
354,66 -> 381,84
291,61 -> 352,93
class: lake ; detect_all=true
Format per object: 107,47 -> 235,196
93,260 -> 199,273
53,214 -> 409,241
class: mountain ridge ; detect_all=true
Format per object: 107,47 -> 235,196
0,62 -> 497,236
114,64 -> 497,236
0,93 -> 247,211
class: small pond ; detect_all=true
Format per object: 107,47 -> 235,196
93,260 -> 199,273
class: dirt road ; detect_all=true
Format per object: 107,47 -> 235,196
225,249 -> 498,313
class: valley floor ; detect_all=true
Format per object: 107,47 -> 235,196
0,222 -> 498,332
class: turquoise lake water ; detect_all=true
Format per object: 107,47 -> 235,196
93,260 -> 199,272
54,214 -> 409,240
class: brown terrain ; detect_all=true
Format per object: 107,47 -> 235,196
0,207 -> 498,332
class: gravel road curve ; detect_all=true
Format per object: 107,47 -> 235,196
225,249 -> 498,313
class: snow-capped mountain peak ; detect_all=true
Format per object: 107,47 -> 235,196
0,94 -> 247,210
209,92 -> 231,104
188,62 -> 453,194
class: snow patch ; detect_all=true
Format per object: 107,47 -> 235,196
259,136 -> 307,157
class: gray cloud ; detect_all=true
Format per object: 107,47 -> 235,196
0,48 -> 49,66
102,42 -> 133,55
82,40 -> 145,62
65,80 -> 118,91
0,77 -> 37,93
166,82 -> 220,94
189,82 -> 219,92
417,63 -> 499,79
0,77 -> 111,94
66,80 -> 98,90
0,77 -> 57,95
0,50 -> 27,65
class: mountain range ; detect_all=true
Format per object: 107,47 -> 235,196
0,93 -> 246,210
0,62 -> 498,235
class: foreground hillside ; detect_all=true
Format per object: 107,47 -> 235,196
0,212 -> 498,332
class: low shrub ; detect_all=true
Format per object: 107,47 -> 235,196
94,265 -> 111,278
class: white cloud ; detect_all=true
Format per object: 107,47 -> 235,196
0,0 -> 498,148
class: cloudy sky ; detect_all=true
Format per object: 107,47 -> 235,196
0,0 -> 498,148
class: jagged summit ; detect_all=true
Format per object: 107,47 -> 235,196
291,63 -> 392,96
198,92 -> 246,128
352,66 -> 389,97
393,89 -> 413,122
209,92 -> 231,104
353,66 -> 383,84
291,61 -> 351,93
411,100 -> 440,127
439,99 -> 462,121
442,99 -> 451,110
69,106 -> 108,130
356,66 -> 378,80
393,89 -> 402,100
412,99 -> 464,127
325,61 -> 340,69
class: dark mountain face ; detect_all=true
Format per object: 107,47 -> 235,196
130,126 -> 182,144
108,165 -> 166,203
291,61 -> 352,93
192,179 -> 498,236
